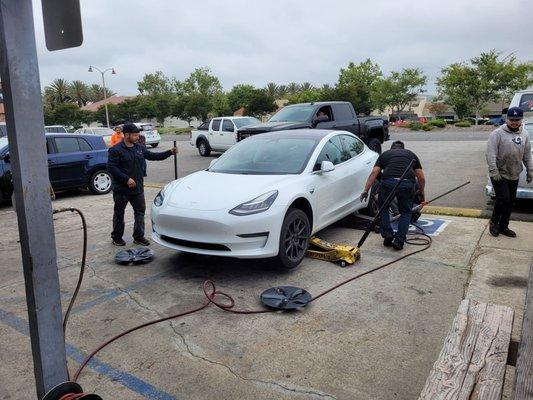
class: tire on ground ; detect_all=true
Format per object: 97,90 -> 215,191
198,139 -> 211,157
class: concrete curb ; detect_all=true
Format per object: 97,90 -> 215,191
422,205 -> 487,219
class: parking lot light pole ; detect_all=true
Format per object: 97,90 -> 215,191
88,65 -> 116,128
0,0 -> 69,396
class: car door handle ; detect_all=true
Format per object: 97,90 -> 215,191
366,161 -> 372,164
332,125 -> 337,128
85,155 -> 94,159
220,133 -> 224,136
48,160 -> 55,165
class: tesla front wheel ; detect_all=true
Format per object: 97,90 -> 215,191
276,208 -> 310,270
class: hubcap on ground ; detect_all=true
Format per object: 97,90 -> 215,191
284,217 -> 309,262
94,173 -> 111,192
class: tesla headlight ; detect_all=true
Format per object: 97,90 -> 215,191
229,190 -> 278,216
153,183 -> 171,207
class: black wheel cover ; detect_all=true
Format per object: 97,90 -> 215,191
115,247 -> 154,265
261,286 -> 312,310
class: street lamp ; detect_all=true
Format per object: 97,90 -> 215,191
88,65 -> 116,127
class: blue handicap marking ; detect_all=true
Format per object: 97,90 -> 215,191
409,217 -> 451,236
391,217 -> 451,236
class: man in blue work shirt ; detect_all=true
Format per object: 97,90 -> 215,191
107,123 -> 177,246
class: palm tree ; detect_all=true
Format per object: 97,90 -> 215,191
277,84 -> 288,99
265,82 -> 278,99
88,84 -> 116,103
300,82 -> 314,91
287,82 -> 300,95
69,80 -> 90,106
45,78 -> 71,104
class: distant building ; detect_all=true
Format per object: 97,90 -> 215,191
81,95 -> 135,112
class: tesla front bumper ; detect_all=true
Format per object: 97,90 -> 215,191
151,204 -> 286,258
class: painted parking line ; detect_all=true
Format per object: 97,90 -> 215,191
0,270 -> 169,314
0,307 -> 178,400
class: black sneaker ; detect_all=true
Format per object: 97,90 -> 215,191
383,237 -> 393,247
133,237 -> 151,246
112,238 -> 126,246
392,240 -> 404,251
489,222 -> 499,237
499,228 -> 517,238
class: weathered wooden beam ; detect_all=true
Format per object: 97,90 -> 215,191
514,263 -> 533,399
419,298 -> 513,400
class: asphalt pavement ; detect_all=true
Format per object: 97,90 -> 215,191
148,130 -> 532,221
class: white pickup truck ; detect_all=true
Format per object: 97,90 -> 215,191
190,116 -> 260,156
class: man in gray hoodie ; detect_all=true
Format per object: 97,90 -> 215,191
486,107 -> 532,237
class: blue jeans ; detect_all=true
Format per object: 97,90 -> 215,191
379,179 -> 415,245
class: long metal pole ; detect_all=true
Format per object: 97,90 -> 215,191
0,0 -> 68,397
101,71 -> 109,128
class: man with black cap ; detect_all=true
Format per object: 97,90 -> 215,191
361,140 -> 425,250
486,106 -> 532,237
107,122 -> 178,246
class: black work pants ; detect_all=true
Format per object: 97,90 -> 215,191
490,177 -> 519,230
111,192 -> 146,240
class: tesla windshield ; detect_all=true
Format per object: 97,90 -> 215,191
210,137 -> 318,175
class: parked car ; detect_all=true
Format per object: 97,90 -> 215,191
485,122 -> 533,200
75,127 -> 114,147
236,101 -> 389,153
45,125 -> 68,133
152,129 -> 378,269
0,133 -> 111,203
134,123 -> 161,147
190,116 -> 260,156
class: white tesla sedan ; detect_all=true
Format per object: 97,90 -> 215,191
151,129 -> 378,269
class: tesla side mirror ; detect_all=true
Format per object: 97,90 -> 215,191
320,160 -> 335,173
312,115 -> 329,127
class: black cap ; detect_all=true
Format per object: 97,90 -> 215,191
507,107 -> 524,120
122,123 -> 140,133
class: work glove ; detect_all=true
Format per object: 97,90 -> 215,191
360,191 -> 369,202
489,170 -> 502,182
527,171 -> 532,184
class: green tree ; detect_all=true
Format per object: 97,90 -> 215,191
44,78 -> 71,104
137,71 -> 176,96
437,51 -> 533,124
227,84 -> 256,112
265,82 -> 278,98
247,89 -> 276,116
373,68 -> 427,117
68,80 -> 90,107
337,59 -> 383,114
182,67 -> 223,96
87,84 -> 116,103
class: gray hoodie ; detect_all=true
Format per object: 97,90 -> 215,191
486,124 -> 532,180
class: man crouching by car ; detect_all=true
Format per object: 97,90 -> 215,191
107,123 -> 177,246
486,107 -> 532,238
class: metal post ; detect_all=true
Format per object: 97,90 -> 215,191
0,0 -> 68,397
101,71 -> 109,128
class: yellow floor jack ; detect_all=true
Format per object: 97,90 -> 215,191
307,236 -> 361,267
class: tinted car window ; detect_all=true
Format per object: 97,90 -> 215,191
334,104 -> 354,121
78,138 -> 92,151
211,119 -> 221,131
222,120 -> 235,132
314,136 -> 344,169
198,121 -> 210,130
54,137 -> 81,153
340,135 -> 364,160
234,117 -> 260,128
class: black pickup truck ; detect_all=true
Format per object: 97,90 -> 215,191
237,101 -> 389,153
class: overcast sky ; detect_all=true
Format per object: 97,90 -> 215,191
32,0 -> 532,96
